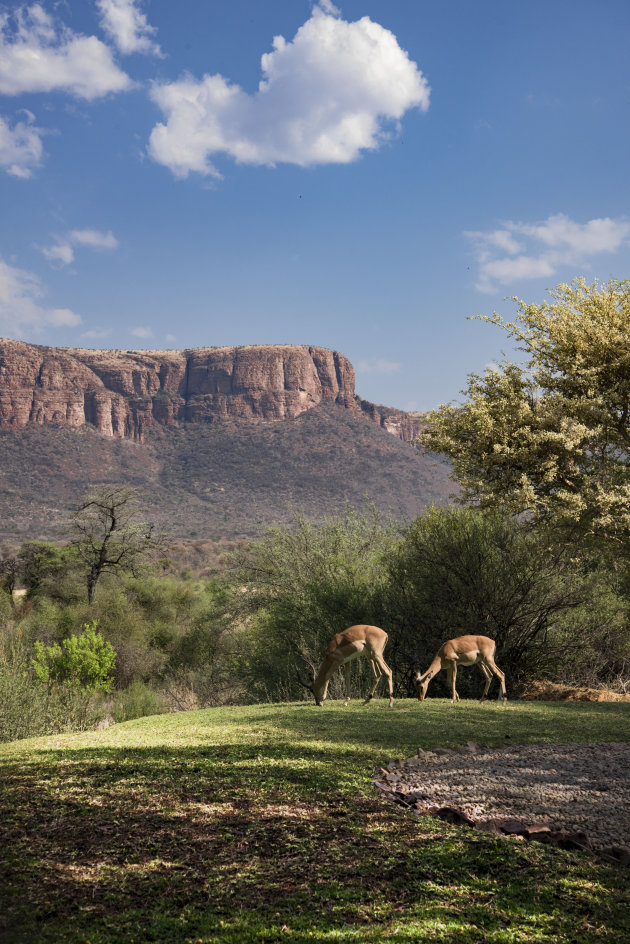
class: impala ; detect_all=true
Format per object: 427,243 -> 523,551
414,635 -> 507,703
296,624 -> 394,707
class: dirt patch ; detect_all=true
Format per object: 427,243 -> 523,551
520,681 -> 630,702
374,742 -> 630,866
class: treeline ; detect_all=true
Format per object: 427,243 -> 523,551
1,502 -> 628,742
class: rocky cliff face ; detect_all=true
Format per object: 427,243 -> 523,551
0,339 -> 423,442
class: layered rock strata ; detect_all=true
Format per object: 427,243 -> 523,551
0,339 -> 423,442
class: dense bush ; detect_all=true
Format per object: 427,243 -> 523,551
0,626 -> 106,742
231,509 -> 399,703
385,507 -> 584,694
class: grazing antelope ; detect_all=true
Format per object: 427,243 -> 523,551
296,624 -> 394,707
414,635 -> 506,703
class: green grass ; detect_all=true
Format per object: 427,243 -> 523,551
1,699 -> 629,943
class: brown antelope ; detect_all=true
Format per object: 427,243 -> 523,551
414,635 -> 506,703
296,624 -> 394,707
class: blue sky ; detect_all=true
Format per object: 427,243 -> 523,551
0,0 -> 628,411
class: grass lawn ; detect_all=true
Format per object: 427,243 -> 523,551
1,699 -> 629,943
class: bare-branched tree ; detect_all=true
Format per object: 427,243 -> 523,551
68,486 -> 158,603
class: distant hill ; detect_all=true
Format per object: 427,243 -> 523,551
0,403 -> 454,541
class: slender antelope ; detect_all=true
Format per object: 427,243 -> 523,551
414,635 -> 507,703
296,624 -> 394,707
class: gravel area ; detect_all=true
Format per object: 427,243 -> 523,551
374,742 -> 630,862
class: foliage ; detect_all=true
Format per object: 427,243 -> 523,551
1,502 -> 628,734
0,626 -> 105,742
423,279 -> 630,549
543,571 -> 630,687
386,507 -> 584,693
18,541 -> 74,598
233,509 -> 400,702
0,703 -> 628,943
67,485 -> 158,602
32,620 -> 116,694
0,555 -> 20,603
112,678 -> 167,723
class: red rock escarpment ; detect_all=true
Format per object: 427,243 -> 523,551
0,339 -> 423,442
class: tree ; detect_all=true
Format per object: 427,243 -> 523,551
18,541 -> 73,599
0,556 -> 21,607
68,486 -> 157,603
423,279 -> 630,549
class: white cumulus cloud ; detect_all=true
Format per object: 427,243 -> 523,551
0,111 -> 44,177
96,0 -> 162,56
42,228 -> 119,266
466,213 -> 630,293
0,256 -> 81,333
148,2 -> 429,178
0,3 -> 132,99
131,326 -> 153,338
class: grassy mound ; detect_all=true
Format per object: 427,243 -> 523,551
1,700 -> 629,943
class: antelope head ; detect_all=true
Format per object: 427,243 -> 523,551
414,669 -> 431,701
295,661 -> 323,706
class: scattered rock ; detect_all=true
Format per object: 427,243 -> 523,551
373,742 -> 630,866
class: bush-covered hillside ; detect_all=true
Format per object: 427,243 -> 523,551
0,403 -> 453,540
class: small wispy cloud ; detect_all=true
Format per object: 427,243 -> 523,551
356,358 -> 401,374
96,0 -> 162,57
81,327 -> 111,340
42,228 -> 119,266
131,326 -> 153,339
0,255 -> 81,333
0,111 -> 45,177
466,213 -> 630,293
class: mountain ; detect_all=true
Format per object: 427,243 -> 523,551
0,340 -> 454,540
0,339 -> 421,441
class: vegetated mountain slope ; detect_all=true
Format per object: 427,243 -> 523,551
0,403 -> 454,540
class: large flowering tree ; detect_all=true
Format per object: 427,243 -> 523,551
423,279 -> 630,550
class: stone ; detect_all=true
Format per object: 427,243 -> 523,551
555,831 -> 591,851
522,824 -> 552,840
435,807 -> 475,827
476,820 -> 503,835
498,819 -> 529,835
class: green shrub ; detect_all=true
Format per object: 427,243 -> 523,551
0,626 -> 105,742
112,679 -> 167,723
32,620 -> 116,693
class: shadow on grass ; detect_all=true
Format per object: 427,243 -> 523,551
2,707 -> 629,944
